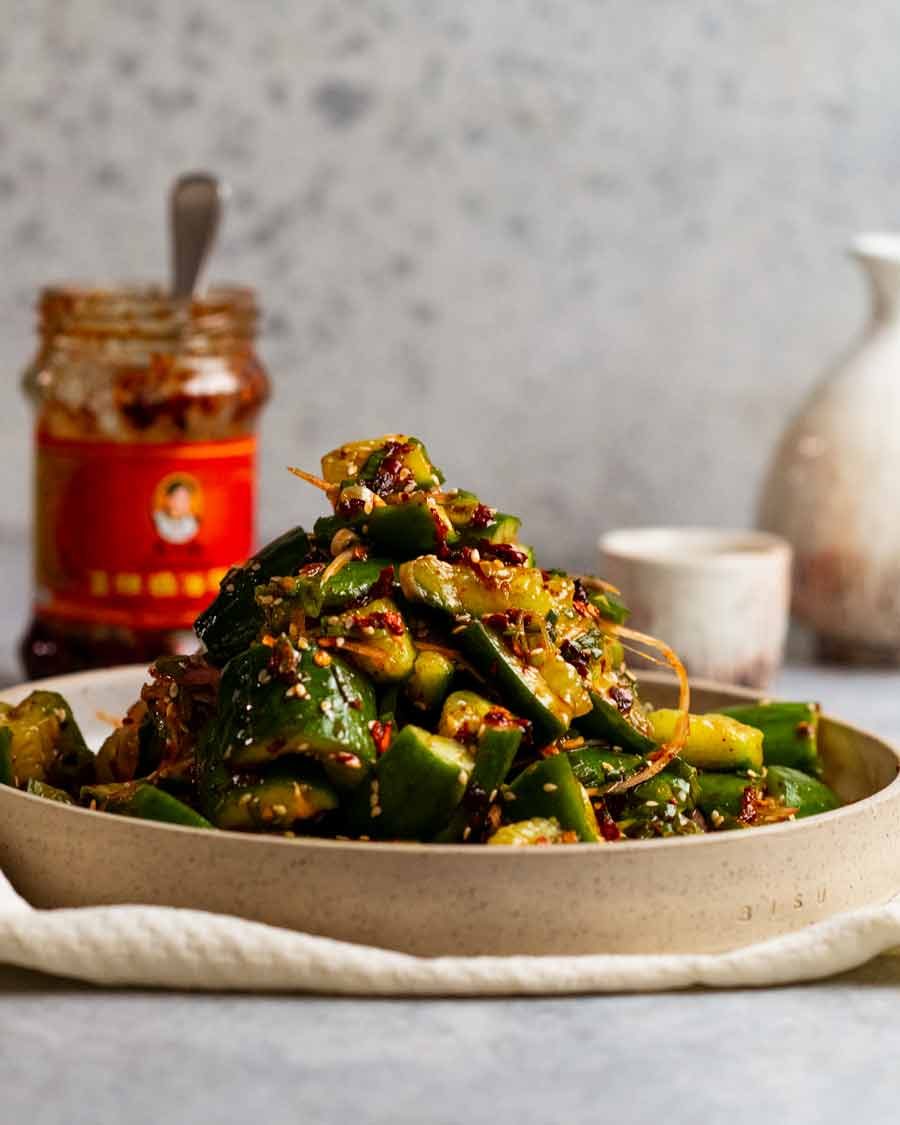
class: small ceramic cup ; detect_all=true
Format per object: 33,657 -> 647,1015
599,528 -> 793,689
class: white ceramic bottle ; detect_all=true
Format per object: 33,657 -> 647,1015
759,233 -> 900,661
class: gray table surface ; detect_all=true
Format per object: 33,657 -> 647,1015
2,532 -> 900,1125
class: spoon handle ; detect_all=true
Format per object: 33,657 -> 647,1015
170,172 -> 225,301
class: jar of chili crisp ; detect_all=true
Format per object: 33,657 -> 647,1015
21,284 -> 269,678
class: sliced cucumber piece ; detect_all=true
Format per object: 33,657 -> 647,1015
195,525 -> 311,665
765,765 -> 840,819
567,745 -> 641,789
649,710 -> 764,772
460,622 -> 571,745
488,818 -> 564,846
205,641 -> 376,788
375,725 -> 474,839
575,691 -> 657,755
26,778 -> 73,804
319,597 -> 416,683
695,772 -> 759,820
508,755 -> 599,841
83,782 -> 212,829
212,759 -> 339,831
259,559 -> 394,622
399,555 -> 553,618
719,702 -> 821,775
406,650 -> 456,713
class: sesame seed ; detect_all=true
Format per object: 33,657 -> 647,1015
272,804 -> 288,816
457,771 -> 468,786
542,782 -> 558,793
370,806 -> 382,817
644,800 -> 659,808
335,636 -> 345,647
462,826 -> 472,841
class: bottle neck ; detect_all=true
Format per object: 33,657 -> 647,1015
36,285 -> 258,354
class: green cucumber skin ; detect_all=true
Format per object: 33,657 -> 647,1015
436,724 -> 523,842
366,504 -> 456,558
26,778 -> 74,804
458,513 -> 522,546
695,772 -> 756,819
196,526 -> 312,665
460,622 -> 567,745
316,507 -> 455,561
0,727 -> 13,787
212,759 -> 338,831
406,651 -> 456,714
575,692 -> 657,755
266,559 -> 394,619
587,590 -> 630,625
509,755 -> 599,842
629,759 -> 698,812
82,782 -> 212,829
719,702 -> 821,775
567,745 -> 641,789
375,726 -> 474,840
216,643 -> 376,782
765,766 -> 840,819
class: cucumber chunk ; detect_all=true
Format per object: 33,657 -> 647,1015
488,818 -> 565,846
508,755 -> 599,841
575,692 -> 657,755
649,710 -> 764,772
319,597 -> 416,683
212,759 -> 339,832
195,525 -> 312,665
204,640 -> 376,788
399,555 -> 553,618
375,725 -> 475,839
567,745 -> 642,790
258,559 -> 394,623
719,702 -> 821,775
434,693 -> 525,841
82,782 -> 212,829
322,435 -> 444,491
460,622 -> 571,745
0,690 -> 93,793
765,765 -> 840,819
26,778 -> 73,804
406,650 -> 456,713
695,772 -> 759,820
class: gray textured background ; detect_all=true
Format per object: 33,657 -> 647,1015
1,0 -> 896,573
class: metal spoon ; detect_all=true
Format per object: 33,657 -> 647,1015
169,172 -> 226,300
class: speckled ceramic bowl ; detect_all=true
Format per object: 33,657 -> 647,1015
0,666 -> 898,957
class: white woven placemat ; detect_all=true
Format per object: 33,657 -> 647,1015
1,871 -> 897,994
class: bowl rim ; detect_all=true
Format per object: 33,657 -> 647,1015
2,664 -> 897,857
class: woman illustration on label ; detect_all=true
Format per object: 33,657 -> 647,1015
153,474 -> 201,545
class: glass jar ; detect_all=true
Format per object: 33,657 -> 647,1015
21,285 -> 270,678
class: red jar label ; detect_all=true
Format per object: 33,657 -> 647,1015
34,433 -> 256,631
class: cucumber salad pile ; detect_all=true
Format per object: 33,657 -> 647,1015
3,435 -> 841,843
